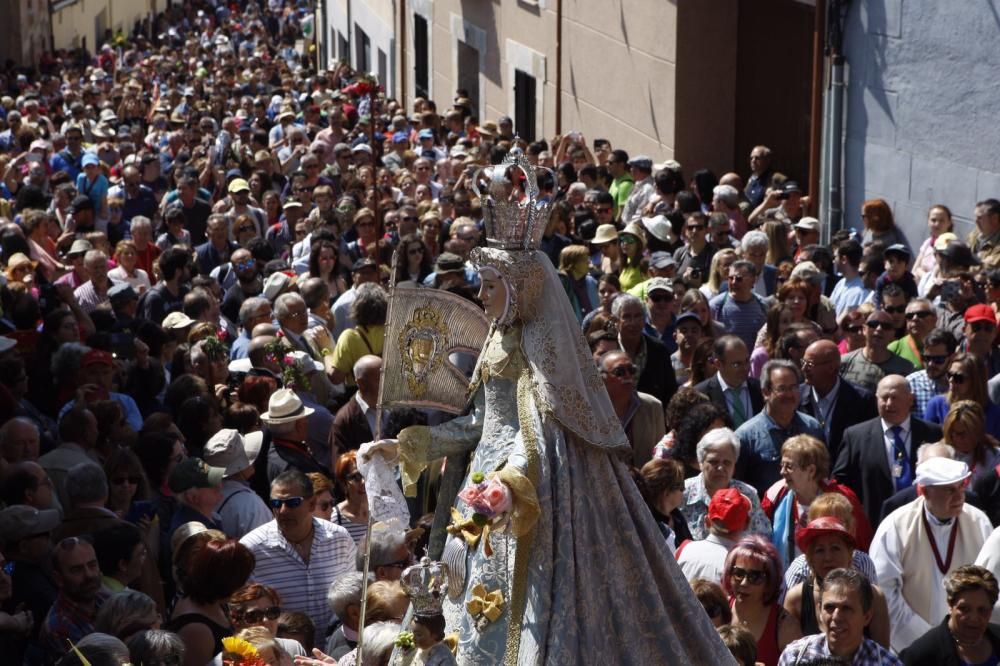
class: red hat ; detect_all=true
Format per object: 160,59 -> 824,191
794,516 -> 856,553
964,303 -> 997,326
81,349 -> 114,367
707,488 -> 751,534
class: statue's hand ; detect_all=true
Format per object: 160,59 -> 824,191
359,438 -> 399,464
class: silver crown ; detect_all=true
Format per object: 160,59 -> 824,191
400,557 -> 448,616
471,149 -> 551,251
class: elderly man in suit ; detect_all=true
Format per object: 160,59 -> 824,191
799,339 -> 876,463
833,374 -> 943,528
695,335 -> 764,430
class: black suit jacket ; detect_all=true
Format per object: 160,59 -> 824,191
832,416 -> 942,528
799,380 -> 876,463
636,333 -> 678,408
900,617 -> 1000,666
694,375 -> 764,429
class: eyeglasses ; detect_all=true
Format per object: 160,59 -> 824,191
112,476 -> 141,485
924,354 -> 948,365
865,320 -> 894,330
608,364 -> 638,378
906,311 -> 934,320
801,358 -> 833,369
648,293 -> 673,303
884,305 -> 906,315
844,324 -> 863,334
730,567 -> 766,585
686,224 -> 705,231
269,496 -> 305,509
947,372 -> 967,384
239,605 -> 281,623
970,322 -> 996,333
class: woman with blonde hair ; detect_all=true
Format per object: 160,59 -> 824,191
941,400 -> 1000,480
763,220 -> 791,266
108,240 -> 152,293
700,248 -> 737,299
617,221 -> 647,291
925,352 -> 1000,438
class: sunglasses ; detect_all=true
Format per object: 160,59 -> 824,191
112,476 -> 141,485
687,224 -> 705,231
865,320 -> 894,330
236,260 -> 256,271
619,236 -> 638,245
345,472 -> 364,483
609,364 -> 638,378
730,566 -> 766,585
947,372 -> 966,384
906,311 -> 934,320
235,226 -> 255,235
239,605 -> 281,623
924,354 -> 948,365
269,496 -> 305,509
845,324 -> 863,334
648,293 -> 673,303
408,248 -> 424,256
970,322 -> 996,333
884,305 -> 905,314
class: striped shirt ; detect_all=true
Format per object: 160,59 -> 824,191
240,518 -> 356,634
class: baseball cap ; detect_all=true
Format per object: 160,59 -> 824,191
649,251 -> 677,270
108,283 -> 138,306
352,143 -> 373,155
707,488 -> 751,534
351,257 -> 377,273
81,152 -> 101,168
0,505 -> 60,541
790,260 -> 823,285
627,156 -> 653,171
794,217 -> 820,232
675,311 -> 702,328
884,243 -> 911,260
227,178 -> 250,194
435,252 -> 465,274
391,131 -> 408,144
418,128 -> 434,140
646,277 -> 674,295
162,311 -> 195,330
933,233 -> 960,251
71,195 -> 95,213
81,349 -> 114,367
67,239 -> 93,256
964,303 -> 997,326
168,458 -> 225,493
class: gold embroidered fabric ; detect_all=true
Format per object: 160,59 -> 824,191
399,425 -> 432,497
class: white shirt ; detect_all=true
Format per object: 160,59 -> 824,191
241,518 -> 357,634
870,500 -> 993,652
974,525 -> 1000,623
881,417 -> 912,478
676,533 -> 735,586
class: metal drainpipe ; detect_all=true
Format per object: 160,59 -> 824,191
827,54 -> 845,236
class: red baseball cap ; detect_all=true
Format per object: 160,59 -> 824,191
794,516 -> 856,553
707,488 -> 751,534
81,349 -> 114,367
964,303 -> 997,326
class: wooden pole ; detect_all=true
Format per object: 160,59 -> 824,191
807,0 -> 826,219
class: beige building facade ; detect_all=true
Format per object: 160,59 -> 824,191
0,0 -> 52,67
51,0 -> 165,52
319,0 -> 816,180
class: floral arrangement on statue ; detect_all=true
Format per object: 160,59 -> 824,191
394,630 -> 415,650
458,471 -> 512,524
221,637 -> 267,666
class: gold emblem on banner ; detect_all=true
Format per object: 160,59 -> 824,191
398,306 -> 449,398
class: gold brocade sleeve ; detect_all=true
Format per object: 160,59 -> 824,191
398,425 -> 432,497
496,466 -> 540,538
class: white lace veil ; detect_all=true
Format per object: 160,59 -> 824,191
470,247 -> 629,453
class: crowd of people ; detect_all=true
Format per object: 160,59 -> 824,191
0,0 -> 998,665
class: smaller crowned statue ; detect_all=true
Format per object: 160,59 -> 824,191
391,557 -> 457,666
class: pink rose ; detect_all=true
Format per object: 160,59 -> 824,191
457,484 -> 485,507
481,478 -> 512,515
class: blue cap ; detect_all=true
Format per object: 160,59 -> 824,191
675,311 -> 702,328
392,131 -> 408,144
81,153 -> 100,167
418,128 -> 434,140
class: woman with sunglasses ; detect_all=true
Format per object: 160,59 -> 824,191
391,233 -> 432,286
701,248 -> 737,300
722,535 -> 801,666
230,583 -> 306,660
940,400 -> 1000,481
617,221 -> 647,292
308,472 -> 336,522
924,352 -> 1000,439
332,451 -> 369,544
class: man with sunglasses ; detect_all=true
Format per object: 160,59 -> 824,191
839,310 -> 915,393
906,329 -> 957,418
961,304 -> 1000,377
710,260 -> 768,352
599,350 -> 665,467
674,212 -> 717,288
166,458 -> 225,547
240,469 -> 356,636
887,298 -> 939,370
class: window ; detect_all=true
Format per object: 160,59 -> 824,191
337,30 -> 348,63
514,69 -> 537,142
355,26 -> 370,73
378,49 -> 387,90
457,41 -> 480,116
414,14 -> 429,99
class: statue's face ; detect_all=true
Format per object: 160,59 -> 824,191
411,618 -> 437,649
478,275 -> 508,322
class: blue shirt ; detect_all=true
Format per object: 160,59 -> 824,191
735,409 -> 824,497
830,274 -> 871,317
709,291 -> 769,351
644,318 -> 677,355
58,392 -> 143,431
